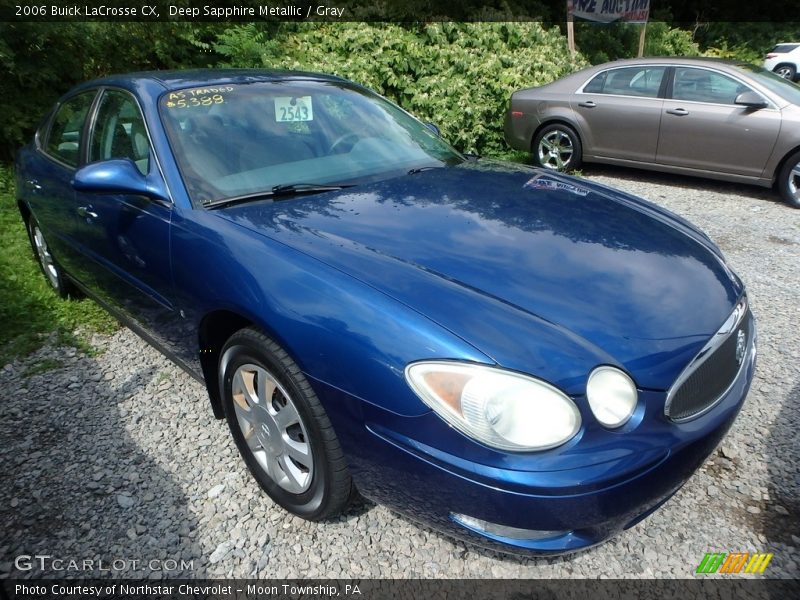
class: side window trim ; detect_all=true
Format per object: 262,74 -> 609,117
40,89 -> 100,170
666,66 -> 777,109
81,86 -> 107,166
35,106 -> 57,152
662,66 -> 675,99
577,65 -> 670,99
659,66 -> 674,99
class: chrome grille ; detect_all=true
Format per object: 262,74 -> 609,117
665,297 -> 750,422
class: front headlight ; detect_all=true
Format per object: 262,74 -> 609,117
586,366 -> 638,428
405,362 -> 581,452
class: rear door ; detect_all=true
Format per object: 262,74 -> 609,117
571,65 -> 666,161
656,66 -> 781,176
23,91 -> 98,276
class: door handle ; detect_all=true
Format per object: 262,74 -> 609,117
666,108 -> 689,116
76,206 -> 98,219
578,101 -> 597,108
25,179 -> 42,192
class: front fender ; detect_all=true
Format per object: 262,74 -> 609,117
171,209 -> 494,417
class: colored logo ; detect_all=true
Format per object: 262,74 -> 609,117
696,552 -> 773,574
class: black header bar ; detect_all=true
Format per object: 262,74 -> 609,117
2,1 -> 799,22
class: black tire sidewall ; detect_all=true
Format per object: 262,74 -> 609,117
532,124 -> 583,172
778,151 -> 800,209
219,333 -> 332,519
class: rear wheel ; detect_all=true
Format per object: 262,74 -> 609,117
532,124 -> 583,172
774,64 -> 797,80
27,217 -> 69,298
777,150 -> 800,208
219,327 -> 354,520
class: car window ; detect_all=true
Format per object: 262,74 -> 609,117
89,90 -> 150,175
771,44 -> 799,54
734,63 -> 800,106
159,81 -> 463,205
45,92 -> 95,167
672,68 -> 751,105
583,66 -> 665,98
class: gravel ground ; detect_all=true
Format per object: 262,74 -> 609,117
1,166 -> 798,580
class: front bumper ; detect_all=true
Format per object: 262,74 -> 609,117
310,317 -> 755,556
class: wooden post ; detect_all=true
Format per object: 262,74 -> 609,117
637,21 -> 648,57
567,13 -> 576,57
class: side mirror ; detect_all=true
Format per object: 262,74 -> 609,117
424,122 -> 441,137
734,91 -> 768,109
72,158 -> 170,202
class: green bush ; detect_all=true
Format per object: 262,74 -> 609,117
702,42 -> 762,65
215,22 -> 587,155
573,20 -> 699,64
697,22 -> 800,64
643,21 -> 701,57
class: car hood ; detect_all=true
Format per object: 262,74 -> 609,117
220,161 -> 743,393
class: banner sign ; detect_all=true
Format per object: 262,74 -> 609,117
568,0 -> 650,24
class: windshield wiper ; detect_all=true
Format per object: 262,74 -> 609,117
271,183 -> 352,195
204,183 -> 352,210
407,166 -> 443,175
203,191 -> 275,210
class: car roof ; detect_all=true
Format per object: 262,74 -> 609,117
596,57 -> 751,69
69,68 -> 350,97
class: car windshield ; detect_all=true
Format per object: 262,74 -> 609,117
158,79 -> 463,206
733,63 -> 800,106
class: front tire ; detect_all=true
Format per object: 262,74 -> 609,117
774,64 -> 797,80
27,217 -> 70,298
777,150 -> 800,208
219,327 -> 353,520
532,124 -> 583,172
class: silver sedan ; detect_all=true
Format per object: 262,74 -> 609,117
505,58 -> 800,208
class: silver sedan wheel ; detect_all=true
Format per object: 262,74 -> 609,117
231,363 -> 313,494
537,130 -> 574,170
32,225 -> 60,290
775,66 -> 794,79
787,161 -> 800,203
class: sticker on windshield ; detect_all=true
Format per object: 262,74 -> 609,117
164,87 -> 233,109
274,96 -> 313,122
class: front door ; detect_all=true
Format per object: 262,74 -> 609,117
656,66 -> 781,177
71,88 -> 177,347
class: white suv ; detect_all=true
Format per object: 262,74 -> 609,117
764,43 -> 800,80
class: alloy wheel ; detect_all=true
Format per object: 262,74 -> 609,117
538,130 -> 574,170
230,363 -> 313,494
787,161 -> 800,203
775,66 -> 794,79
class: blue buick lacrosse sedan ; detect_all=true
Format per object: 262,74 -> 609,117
15,70 -> 755,555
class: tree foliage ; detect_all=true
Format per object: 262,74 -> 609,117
2,19 -> 798,163
698,22 -> 800,64
0,22 -> 221,161
571,20 -> 699,65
